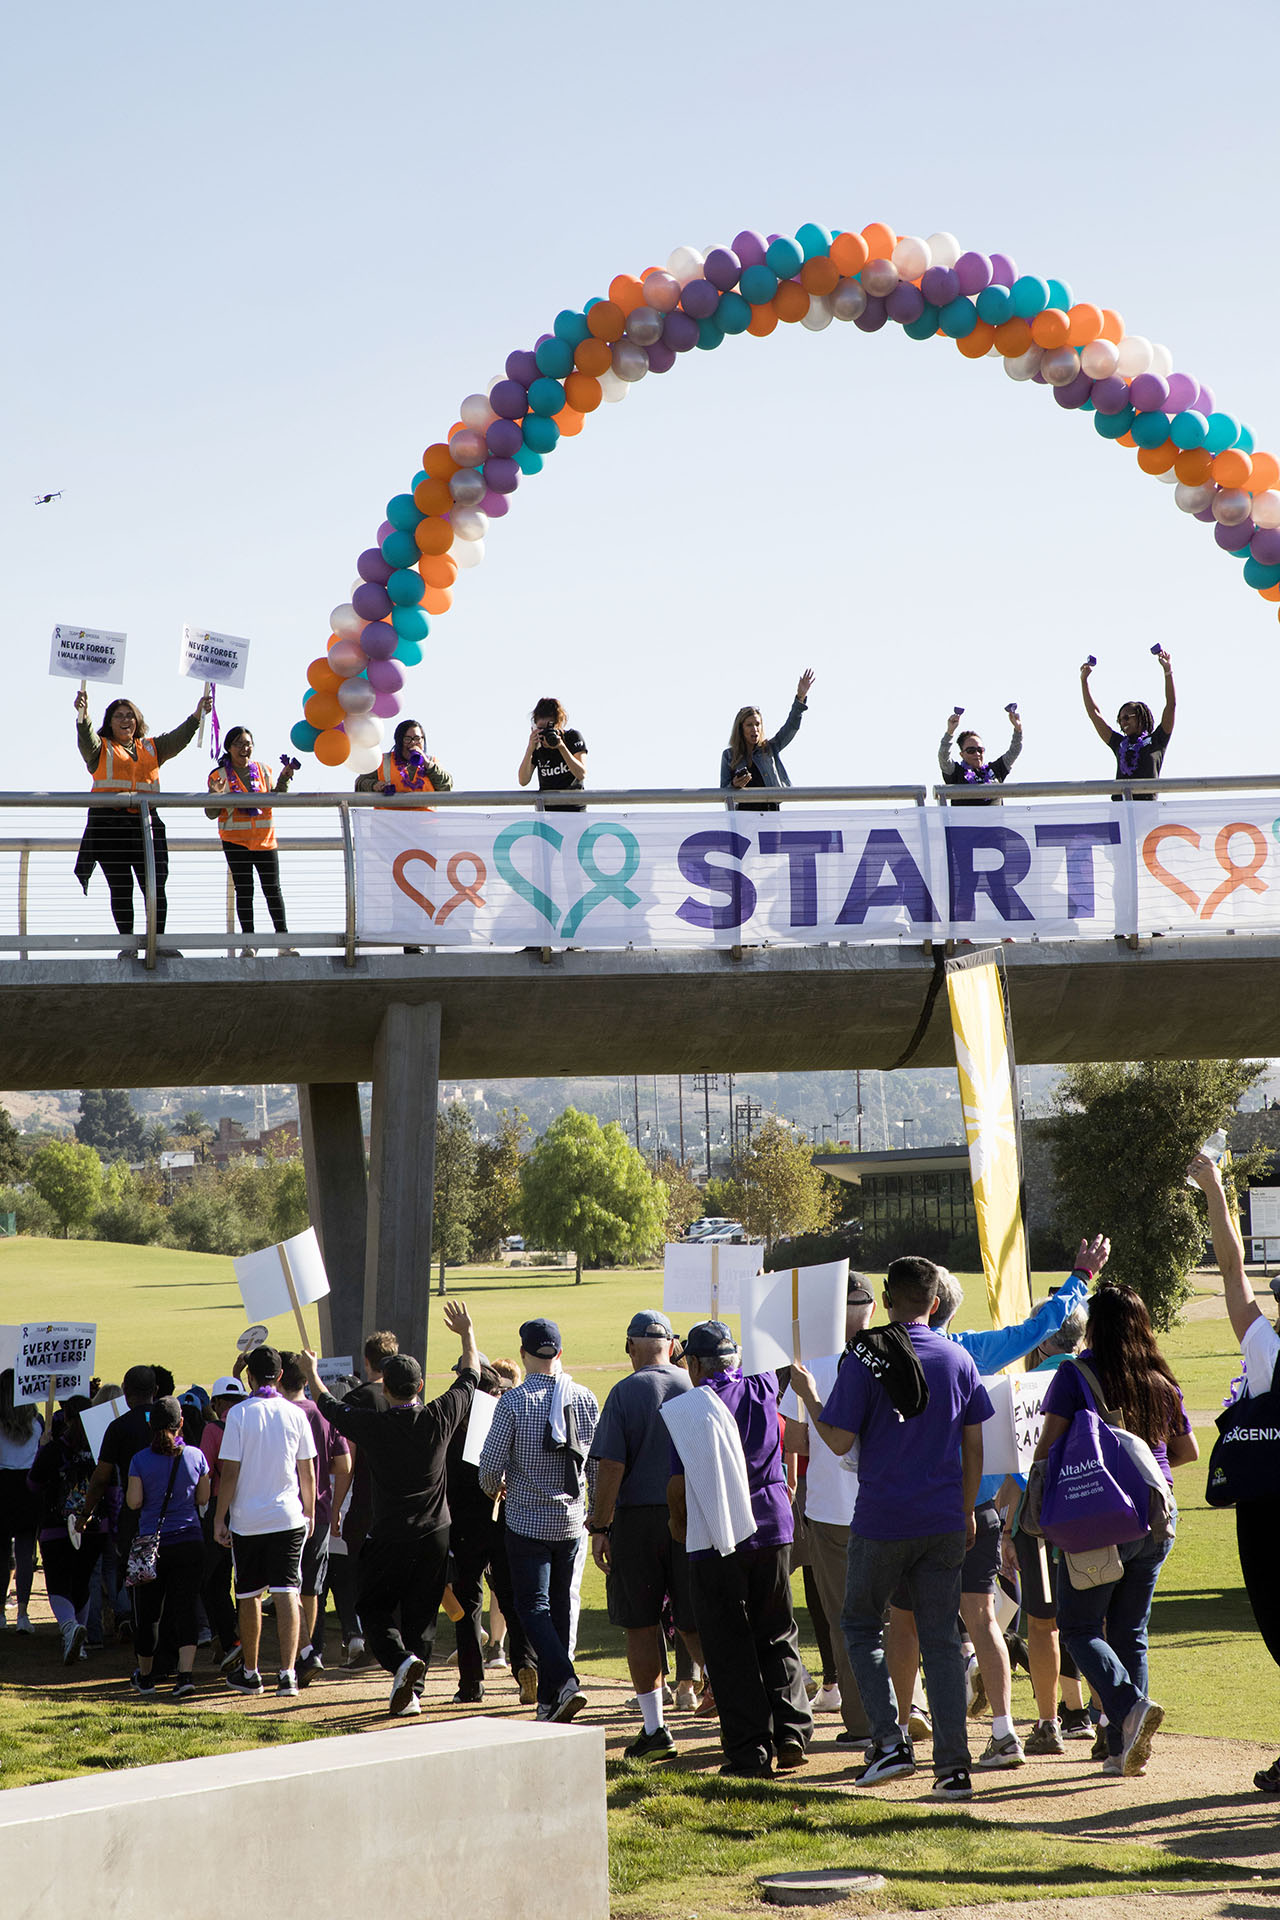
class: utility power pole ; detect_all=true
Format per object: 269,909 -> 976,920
691,1073 -> 718,1179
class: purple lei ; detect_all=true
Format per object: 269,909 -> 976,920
1117,730 -> 1152,778
384,750 -> 431,795
960,760 -> 996,785
221,758 -> 265,817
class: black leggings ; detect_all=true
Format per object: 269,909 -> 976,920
1237,1499 -> 1280,1669
222,843 -> 288,933
133,1539 -> 205,1658
99,816 -> 169,934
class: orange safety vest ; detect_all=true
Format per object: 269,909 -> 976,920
91,736 -> 162,803
208,761 -> 277,851
376,751 -> 436,810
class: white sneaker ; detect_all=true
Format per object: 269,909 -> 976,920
813,1682 -> 842,1714
15,1611 -> 34,1634
389,1653 -> 426,1717
62,1621 -> 87,1665
393,1693 -> 422,1716
550,1675 -> 587,1723
1120,1695 -> 1164,1776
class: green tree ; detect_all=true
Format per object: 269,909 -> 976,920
164,1180 -> 255,1255
27,1138 -> 104,1237
433,1102 -> 478,1292
76,1089 -> 146,1161
1047,1058 -> 1268,1329
656,1153 -> 703,1242
732,1117 -> 837,1249
92,1163 -> 165,1245
266,1154 -> 310,1243
519,1107 -> 666,1283
0,1105 -> 22,1183
471,1109 -> 528,1260
143,1121 -> 171,1160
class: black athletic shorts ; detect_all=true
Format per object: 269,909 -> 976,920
231,1526 -> 306,1599
606,1504 -> 696,1633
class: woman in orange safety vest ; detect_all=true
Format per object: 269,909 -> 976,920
353,718 -> 453,806
73,687 -> 211,958
206,726 -> 298,957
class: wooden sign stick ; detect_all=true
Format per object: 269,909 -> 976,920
276,1242 -> 309,1347
791,1267 -> 806,1423
198,680 -> 212,747
45,1373 -> 56,1426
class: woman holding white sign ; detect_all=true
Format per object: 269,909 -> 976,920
206,726 -> 298,955
73,688 -> 212,956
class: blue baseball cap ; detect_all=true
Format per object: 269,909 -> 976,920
627,1310 -> 674,1340
519,1317 -> 561,1359
685,1320 -> 738,1362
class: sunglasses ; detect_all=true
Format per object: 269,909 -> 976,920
961,745 -> 985,755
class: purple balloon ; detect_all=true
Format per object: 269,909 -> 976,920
920,265 -> 959,307
854,295 -> 888,333
483,456 -> 519,494
482,490 -> 509,518
766,232 -> 781,245
371,689 -> 401,719
534,332 -> 553,349
367,657 -> 405,693
505,349 -> 539,387
358,547 -> 393,586
954,250 -> 993,295
1194,383 -> 1216,417
1130,373 -> 1170,412
377,520 -> 394,544
1215,518 -> 1255,551
886,282 -> 925,324
1252,528 -> 1280,565
352,581 -> 392,622
679,278 -> 720,319
663,309 -> 700,352
486,418 -> 522,458
1163,372 -> 1197,412
490,379 -> 528,420
703,247 -> 741,291
360,621 -> 399,661
1031,370 -> 1047,385
646,341 -> 676,374
1092,376 -> 1130,416
989,252 -> 1017,288
732,229 -> 768,268
1054,372 -> 1095,409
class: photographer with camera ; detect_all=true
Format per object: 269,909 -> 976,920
518,698 -> 588,810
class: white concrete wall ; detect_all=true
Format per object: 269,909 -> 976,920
0,1718 -> 608,1920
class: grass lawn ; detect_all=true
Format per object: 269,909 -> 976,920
0,1692 -> 320,1788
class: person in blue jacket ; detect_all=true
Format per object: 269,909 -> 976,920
885,1243 -> 1100,1771
720,670 -> 816,812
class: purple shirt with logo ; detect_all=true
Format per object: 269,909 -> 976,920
668,1367 -> 792,1561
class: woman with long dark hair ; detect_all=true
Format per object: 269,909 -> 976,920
206,725 -> 298,954
125,1394 -> 210,1698
0,1368 -> 42,1633
1033,1276 -> 1198,1777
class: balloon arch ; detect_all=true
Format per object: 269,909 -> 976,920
291,221 -> 1280,773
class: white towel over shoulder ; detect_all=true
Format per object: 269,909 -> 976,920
660,1384 -> 756,1557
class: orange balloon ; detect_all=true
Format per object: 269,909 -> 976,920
608,273 -> 645,315
1214,449 -> 1254,489
774,280 -> 809,323
557,407 -> 585,437
1098,309 -> 1124,344
574,337 -> 613,376
415,517 -> 454,556
1248,452 -> 1280,493
446,422 -> 464,443
304,691 -> 344,730
1259,583 -> 1280,603
1030,309 -> 1071,349
747,305 -> 778,337
1174,448 -> 1214,484
586,301 -> 625,342
420,585 -> 453,615
564,371 -> 603,413
860,222 -> 896,259
994,317 -> 1033,356
1116,432 -> 1137,449
414,476 -> 454,515
800,256 -> 839,295
1067,303 -> 1105,347
418,552 -> 457,588
956,322 -> 996,359
306,658 -> 341,694
830,231 -> 869,277
314,728 -> 351,768
1138,443 -> 1178,476
422,443 -> 457,481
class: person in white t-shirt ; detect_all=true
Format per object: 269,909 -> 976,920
1188,1152 -> 1280,1796
213,1344 -> 316,1698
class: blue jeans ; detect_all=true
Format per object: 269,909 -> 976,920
843,1529 -> 969,1774
1056,1519 -> 1176,1754
504,1529 -> 578,1706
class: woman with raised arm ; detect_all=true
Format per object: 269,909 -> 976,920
720,669 -> 816,813
355,718 -> 453,806
938,706 -> 1023,807
1080,651 -> 1176,785
73,687 -> 211,958
206,726 -> 298,956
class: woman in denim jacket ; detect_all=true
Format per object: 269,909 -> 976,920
720,670 -> 816,813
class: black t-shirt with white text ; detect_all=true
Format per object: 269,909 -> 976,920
533,727 -> 586,791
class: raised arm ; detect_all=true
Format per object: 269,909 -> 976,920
1187,1153 -> 1258,1343
1080,660 -> 1112,745
517,725 -> 539,788
788,1362 -> 857,1455
1155,648 -> 1176,735
74,689 -> 102,772
153,693 -> 212,766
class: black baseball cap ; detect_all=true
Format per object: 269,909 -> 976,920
685,1320 -> 738,1362
519,1318 -> 562,1359
245,1345 -> 282,1382
382,1354 -> 424,1398
627,1309 -> 674,1340
846,1273 -> 874,1305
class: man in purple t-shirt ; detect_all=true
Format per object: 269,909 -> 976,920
664,1321 -> 813,1778
793,1256 -> 993,1802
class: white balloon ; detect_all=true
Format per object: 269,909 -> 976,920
625,306 -> 665,346
336,678 -> 377,716
485,373 -> 505,396
450,507 -> 488,542
1005,346 -> 1044,382
1252,490 -> 1280,529
598,368 -> 630,404
611,339 -> 649,382
1156,466 -> 1180,485
1212,487 -> 1253,526
1041,346 -> 1081,387
1080,338 -> 1120,379
926,231 -> 961,269
892,236 -> 931,280
1174,482 -> 1214,514
330,603 -> 364,641
453,536 -> 484,569
448,428 -> 486,466
344,714 -> 383,750
347,743 -> 382,778
449,468 -> 486,506
460,392 -> 496,430
1148,343 -> 1174,378
1115,334 -> 1153,378
640,270 -> 680,313
350,579 -> 364,598
800,295 -> 833,331
666,245 -> 704,286
829,278 -> 867,321
861,257 -> 899,296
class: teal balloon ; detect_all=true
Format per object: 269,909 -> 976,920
515,445 -> 544,476
939,297 -> 977,338
411,469 -> 427,489
386,493 -> 422,532
1238,423 -> 1255,453
765,235 -> 804,279
393,638 -> 424,666
1010,275 -> 1050,319
1244,559 -> 1280,590
1046,278 -> 1072,311
527,376 -> 566,417
1170,411 -> 1209,449
740,264 -> 778,305
535,337 -> 574,378
553,309 -> 589,346
522,415 -> 560,454
717,291 -> 752,334
1095,406 -> 1135,440
796,222 -> 832,260
1131,410 -> 1172,449
290,720 -> 319,753
390,606 -> 428,642
386,568 -> 424,607
903,305 -> 940,341
976,286 -> 1011,325
1080,399 -> 1096,413
696,317 -> 724,350
381,529 -> 419,569
1204,412 -> 1238,453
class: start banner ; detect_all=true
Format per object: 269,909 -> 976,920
353,798 -> 1280,948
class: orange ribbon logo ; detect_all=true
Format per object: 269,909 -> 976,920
1142,822 -> 1269,921
392,848 -> 487,923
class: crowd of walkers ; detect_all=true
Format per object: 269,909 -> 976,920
5,1158 -> 1273,1800
68,648 -> 1179,950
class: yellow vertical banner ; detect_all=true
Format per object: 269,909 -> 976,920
945,951 -> 1032,1342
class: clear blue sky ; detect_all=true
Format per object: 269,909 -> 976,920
7,0 -> 1280,797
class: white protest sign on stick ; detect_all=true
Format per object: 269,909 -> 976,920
180,626 -> 251,690
663,1242 -> 763,1319
316,1356 -> 354,1390
80,1395 -> 127,1464
233,1227 -> 329,1345
461,1386 -> 498,1467
740,1260 -> 848,1421
50,624 -> 126,689
980,1373 -> 1050,1476
14,1322 -> 96,1407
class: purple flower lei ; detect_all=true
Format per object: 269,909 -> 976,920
383,749 -> 431,795
960,759 -> 997,785
1117,730 -> 1152,778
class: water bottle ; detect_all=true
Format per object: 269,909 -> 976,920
1186,1128 -> 1228,1186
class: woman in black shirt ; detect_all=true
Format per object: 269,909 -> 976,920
1080,651 -> 1176,783
518,698 -> 587,804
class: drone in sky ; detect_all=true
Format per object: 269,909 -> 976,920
34,490 -> 62,505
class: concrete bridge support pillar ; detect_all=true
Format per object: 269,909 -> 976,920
298,1082 -> 368,1362
364,1001 -> 440,1364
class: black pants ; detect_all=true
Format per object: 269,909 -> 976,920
98,815 -> 169,935
451,1506 -> 532,1696
202,1533 -> 238,1655
222,842 -> 288,933
1237,1499 -> 1280,1668
689,1543 -> 814,1769
43,1532 -> 103,1612
802,1561 -> 837,1684
133,1539 -> 205,1658
357,1526 -> 451,1680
